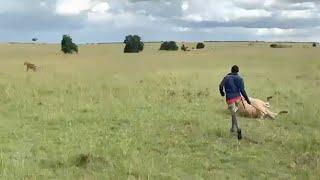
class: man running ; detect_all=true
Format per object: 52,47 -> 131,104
219,65 -> 251,140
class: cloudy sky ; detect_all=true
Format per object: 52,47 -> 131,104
0,0 -> 319,43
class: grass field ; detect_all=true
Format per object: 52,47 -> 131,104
0,42 -> 319,179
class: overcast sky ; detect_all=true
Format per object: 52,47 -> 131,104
0,0 -> 319,43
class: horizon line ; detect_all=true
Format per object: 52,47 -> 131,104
1,40 -> 318,45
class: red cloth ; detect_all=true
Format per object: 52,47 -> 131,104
226,96 -> 241,104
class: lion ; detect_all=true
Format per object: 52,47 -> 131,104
24,61 -> 38,72
237,96 -> 288,119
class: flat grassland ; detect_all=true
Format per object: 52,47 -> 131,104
0,42 -> 319,179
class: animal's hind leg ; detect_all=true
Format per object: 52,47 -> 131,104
266,110 -> 276,120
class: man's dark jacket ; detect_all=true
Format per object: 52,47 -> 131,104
219,72 -> 251,104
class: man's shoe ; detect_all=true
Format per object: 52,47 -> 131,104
237,129 -> 242,140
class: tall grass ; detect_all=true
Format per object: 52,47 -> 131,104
0,42 -> 319,179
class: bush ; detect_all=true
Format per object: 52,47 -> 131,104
61,35 -> 78,54
312,42 -> 317,47
159,41 -> 179,51
270,43 -> 292,48
196,42 -> 205,49
270,44 -> 277,48
123,35 -> 144,53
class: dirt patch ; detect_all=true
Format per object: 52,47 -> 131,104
40,153 -> 109,170
292,153 -> 319,170
76,153 -> 92,168
74,153 -> 110,170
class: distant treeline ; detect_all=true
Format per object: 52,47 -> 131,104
204,41 -> 318,43
7,41 -> 317,45
6,36 -> 318,55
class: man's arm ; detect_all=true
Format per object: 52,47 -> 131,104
219,77 -> 225,97
239,78 -> 251,104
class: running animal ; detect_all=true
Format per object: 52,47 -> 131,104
24,61 -> 38,72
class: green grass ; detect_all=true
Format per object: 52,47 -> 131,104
0,42 -> 319,179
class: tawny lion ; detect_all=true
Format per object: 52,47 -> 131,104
237,97 -> 288,119
24,61 -> 38,72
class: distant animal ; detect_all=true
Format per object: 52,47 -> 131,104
24,61 -> 38,72
237,97 -> 288,119
181,44 -> 190,51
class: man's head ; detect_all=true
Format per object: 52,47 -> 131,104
231,65 -> 239,73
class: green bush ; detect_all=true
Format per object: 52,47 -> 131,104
196,42 -> 205,49
270,43 -> 292,48
61,35 -> 78,54
159,41 -> 179,51
123,35 -> 144,53
312,42 -> 317,47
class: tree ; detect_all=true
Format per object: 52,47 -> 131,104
61,35 -> 78,54
196,42 -> 205,49
159,41 -> 179,51
123,35 -> 144,53
270,43 -> 291,48
312,42 -> 317,47
270,43 -> 278,48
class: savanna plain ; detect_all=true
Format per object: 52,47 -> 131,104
0,42 -> 319,179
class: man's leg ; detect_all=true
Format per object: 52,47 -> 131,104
234,115 -> 242,140
230,117 -> 235,132
229,103 -> 238,132
232,113 -> 239,131
229,102 -> 242,140
235,101 -> 242,140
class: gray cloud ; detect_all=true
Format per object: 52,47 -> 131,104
0,12 -> 85,31
178,16 -> 320,29
0,0 -> 319,43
